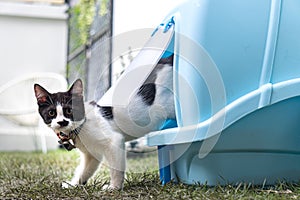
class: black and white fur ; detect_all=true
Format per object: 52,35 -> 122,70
34,55 -> 175,189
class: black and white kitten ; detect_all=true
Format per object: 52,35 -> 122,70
34,55 -> 175,189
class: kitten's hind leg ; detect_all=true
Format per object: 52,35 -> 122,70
104,134 -> 126,190
63,152 -> 101,188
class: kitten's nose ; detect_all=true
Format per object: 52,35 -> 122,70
57,120 -> 69,127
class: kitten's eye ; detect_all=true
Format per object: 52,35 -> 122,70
48,110 -> 56,117
65,108 -> 72,115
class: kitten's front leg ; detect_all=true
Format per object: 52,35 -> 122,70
62,152 -> 101,188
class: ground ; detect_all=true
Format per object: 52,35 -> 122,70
0,150 -> 299,199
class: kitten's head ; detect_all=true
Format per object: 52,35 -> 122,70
34,79 -> 85,134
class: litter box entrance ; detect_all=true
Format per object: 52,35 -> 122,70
98,18 -> 175,108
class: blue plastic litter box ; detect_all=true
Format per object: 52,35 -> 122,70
144,0 -> 300,185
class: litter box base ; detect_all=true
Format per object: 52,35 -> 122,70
154,97 -> 300,186
165,142 -> 300,186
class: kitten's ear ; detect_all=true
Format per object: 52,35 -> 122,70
34,84 -> 50,103
69,79 -> 83,96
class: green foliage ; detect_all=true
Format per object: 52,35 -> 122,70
70,0 -> 96,46
69,0 -> 109,47
99,0 -> 108,16
68,0 -> 110,53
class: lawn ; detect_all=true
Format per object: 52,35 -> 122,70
0,150 -> 299,199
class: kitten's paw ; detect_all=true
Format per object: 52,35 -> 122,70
102,184 -> 122,191
62,181 -> 76,189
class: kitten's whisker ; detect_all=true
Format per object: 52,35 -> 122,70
48,95 -> 54,105
66,98 -> 72,104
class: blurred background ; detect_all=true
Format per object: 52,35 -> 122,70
0,0 -> 180,152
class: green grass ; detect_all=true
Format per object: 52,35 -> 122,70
0,150 -> 299,199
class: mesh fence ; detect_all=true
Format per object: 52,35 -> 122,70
67,0 -> 112,101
